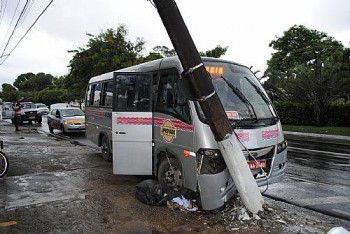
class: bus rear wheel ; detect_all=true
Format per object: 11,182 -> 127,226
158,158 -> 183,192
101,135 -> 112,162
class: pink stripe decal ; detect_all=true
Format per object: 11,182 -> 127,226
236,132 -> 249,142
262,129 -> 279,140
115,117 -> 193,132
86,109 -> 107,117
154,117 -> 193,132
116,117 -> 152,125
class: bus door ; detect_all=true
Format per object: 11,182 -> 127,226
112,72 -> 153,175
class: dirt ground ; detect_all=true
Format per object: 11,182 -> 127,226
0,121 -> 349,234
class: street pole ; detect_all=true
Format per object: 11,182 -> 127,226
152,0 -> 264,214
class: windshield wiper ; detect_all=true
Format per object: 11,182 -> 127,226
221,76 -> 258,122
243,76 -> 278,118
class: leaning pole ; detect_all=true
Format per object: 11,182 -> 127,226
152,0 -> 264,214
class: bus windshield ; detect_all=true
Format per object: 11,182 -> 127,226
197,61 -> 277,127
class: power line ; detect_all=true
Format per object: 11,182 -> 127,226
0,0 -> 21,53
0,0 -> 30,58
0,0 -> 53,65
0,0 -> 8,26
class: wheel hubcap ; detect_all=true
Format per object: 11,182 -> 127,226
164,166 -> 182,190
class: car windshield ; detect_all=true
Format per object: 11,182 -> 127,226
22,103 -> 36,109
36,104 -> 46,108
195,61 -> 277,127
60,109 -> 84,117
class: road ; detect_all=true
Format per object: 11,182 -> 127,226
37,116 -> 350,221
264,134 -> 350,221
1,118 -> 350,233
28,116 -> 350,221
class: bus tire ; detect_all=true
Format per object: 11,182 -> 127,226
158,158 -> 183,192
101,135 -> 112,162
0,152 -> 9,178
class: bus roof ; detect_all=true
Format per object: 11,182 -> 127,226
88,56 -> 245,84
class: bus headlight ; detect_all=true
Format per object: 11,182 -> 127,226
197,149 -> 226,174
277,140 -> 287,153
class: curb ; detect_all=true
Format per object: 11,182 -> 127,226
284,131 -> 350,146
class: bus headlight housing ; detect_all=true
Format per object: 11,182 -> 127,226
197,148 -> 226,174
277,140 -> 287,153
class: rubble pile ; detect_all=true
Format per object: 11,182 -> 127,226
220,194 -> 287,232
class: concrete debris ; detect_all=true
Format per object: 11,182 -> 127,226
167,195 -> 198,212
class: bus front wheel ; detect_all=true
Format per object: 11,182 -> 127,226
101,135 -> 112,162
158,158 -> 183,192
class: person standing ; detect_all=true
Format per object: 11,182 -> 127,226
13,101 -> 22,131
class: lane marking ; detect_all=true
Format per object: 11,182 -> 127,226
288,146 -> 350,159
293,196 -> 350,206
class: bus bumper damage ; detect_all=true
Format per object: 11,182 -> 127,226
197,148 -> 287,211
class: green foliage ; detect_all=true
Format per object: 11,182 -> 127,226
199,45 -> 228,58
265,25 -> 350,124
13,72 -> 54,91
275,101 -> 350,127
66,25 -> 146,100
35,89 -> 68,106
152,46 -> 175,57
266,25 -> 343,76
1,83 -> 19,101
282,125 -> 350,136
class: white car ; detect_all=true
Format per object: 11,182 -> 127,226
47,107 -> 85,134
35,103 -> 50,115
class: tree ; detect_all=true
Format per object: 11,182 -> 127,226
199,45 -> 228,58
35,89 -> 68,106
1,83 -> 19,101
66,25 -> 146,101
152,46 -> 176,57
13,72 -> 54,91
266,25 -> 343,78
264,25 -> 349,125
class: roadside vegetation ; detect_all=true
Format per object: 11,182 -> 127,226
282,125 -> 350,136
0,24 -> 349,130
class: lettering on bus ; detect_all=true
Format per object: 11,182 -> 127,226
205,66 -> 224,77
160,120 -> 176,143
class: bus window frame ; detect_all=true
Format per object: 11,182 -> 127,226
112,72 -> 153,112
155,68 -> 192,124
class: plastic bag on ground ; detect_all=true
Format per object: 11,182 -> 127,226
135,179 -> 165,206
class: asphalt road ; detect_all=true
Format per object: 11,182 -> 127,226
1,118 -> 350,233
264,134 -> 350,221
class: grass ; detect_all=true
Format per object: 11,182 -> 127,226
282,125 -> 350,136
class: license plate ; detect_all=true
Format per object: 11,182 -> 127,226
247,159 -> 266,169
29,116 -> 35,119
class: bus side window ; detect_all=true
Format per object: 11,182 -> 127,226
115,76 -> 136,110
93,83 -> 102,106
101,81 -> 113,107
135,75 -> 151,111
156,68 -> 191,123
86,84 -> 93,106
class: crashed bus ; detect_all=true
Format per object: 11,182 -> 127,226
85,56 -> 288,210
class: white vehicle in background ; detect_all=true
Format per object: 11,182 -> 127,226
1,102 -> 15,120
35,103 -> 50,115
49,103 -> 69,111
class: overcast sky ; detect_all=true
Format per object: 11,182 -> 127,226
0,0 -> 349,88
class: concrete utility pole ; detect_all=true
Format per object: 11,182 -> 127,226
152,0 -> 264,214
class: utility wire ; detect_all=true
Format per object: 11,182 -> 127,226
0,0 -> 53,65
0,0 -> 21,53
0,0 -> 30,58
0,0 -> 8,26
